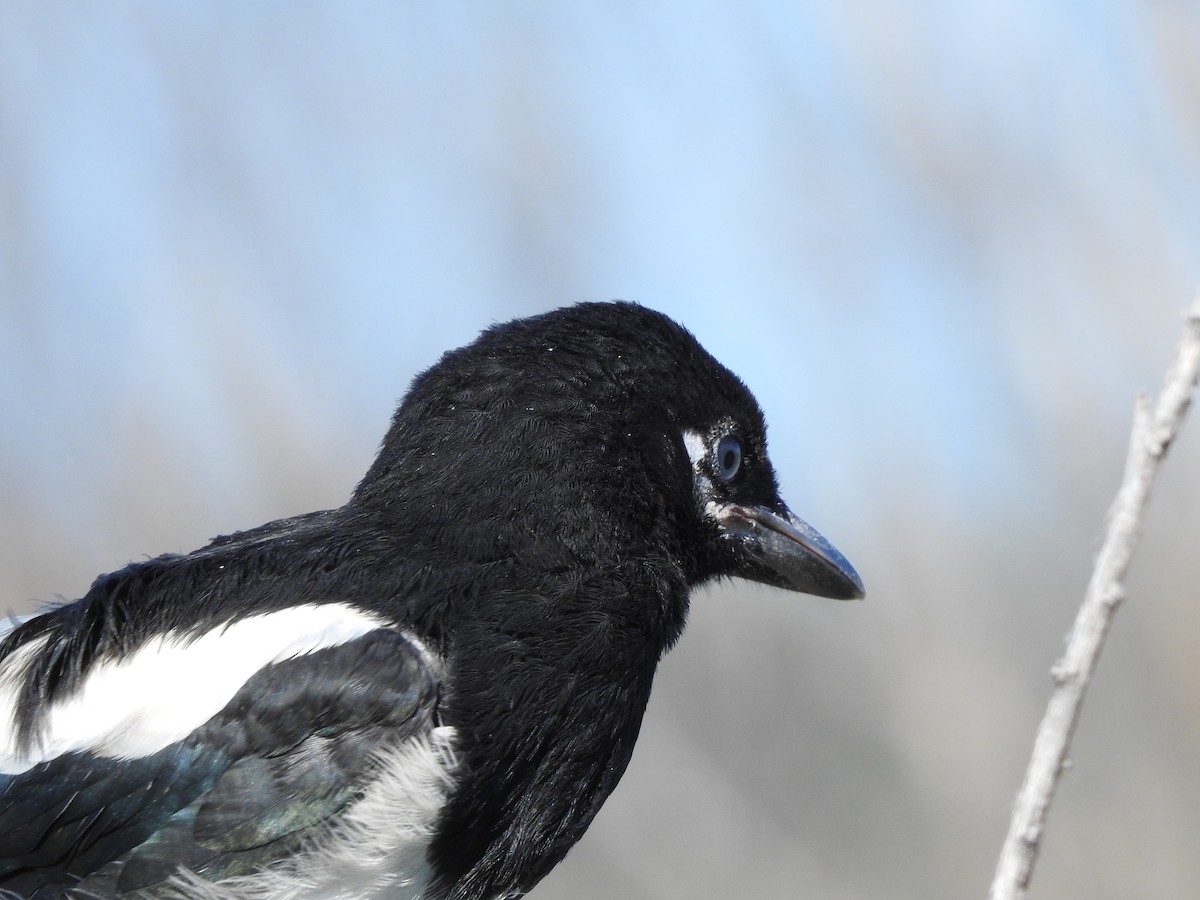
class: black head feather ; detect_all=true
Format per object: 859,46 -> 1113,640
355,302 -> 769,587
351,302 -> 860,896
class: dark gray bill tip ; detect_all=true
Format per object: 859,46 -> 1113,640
720,503 -> 865,600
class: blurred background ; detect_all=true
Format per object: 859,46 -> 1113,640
2,3 -> 1198,897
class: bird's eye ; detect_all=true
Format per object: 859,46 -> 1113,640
715,435 -> 742,481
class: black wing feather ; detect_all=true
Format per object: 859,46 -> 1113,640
0,628 -> 439,897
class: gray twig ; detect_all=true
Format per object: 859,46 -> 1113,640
989,292 -> 1200,900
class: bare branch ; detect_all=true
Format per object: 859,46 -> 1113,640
989,292 -> 1200,900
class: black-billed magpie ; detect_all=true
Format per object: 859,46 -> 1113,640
0,302 -> 862,899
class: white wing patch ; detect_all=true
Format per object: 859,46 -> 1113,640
0,603 -> 391,774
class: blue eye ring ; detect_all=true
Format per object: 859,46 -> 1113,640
715,435 -> 743,481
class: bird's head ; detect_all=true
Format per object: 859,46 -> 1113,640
355,301 -> 863,602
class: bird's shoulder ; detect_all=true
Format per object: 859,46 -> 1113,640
0,506 -> 422,720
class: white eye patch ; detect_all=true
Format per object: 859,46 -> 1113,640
682,429 -> 708,470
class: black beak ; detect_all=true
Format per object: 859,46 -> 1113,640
717,502 -> 864,600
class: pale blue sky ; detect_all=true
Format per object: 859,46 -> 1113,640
4,3 -> 1194,537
